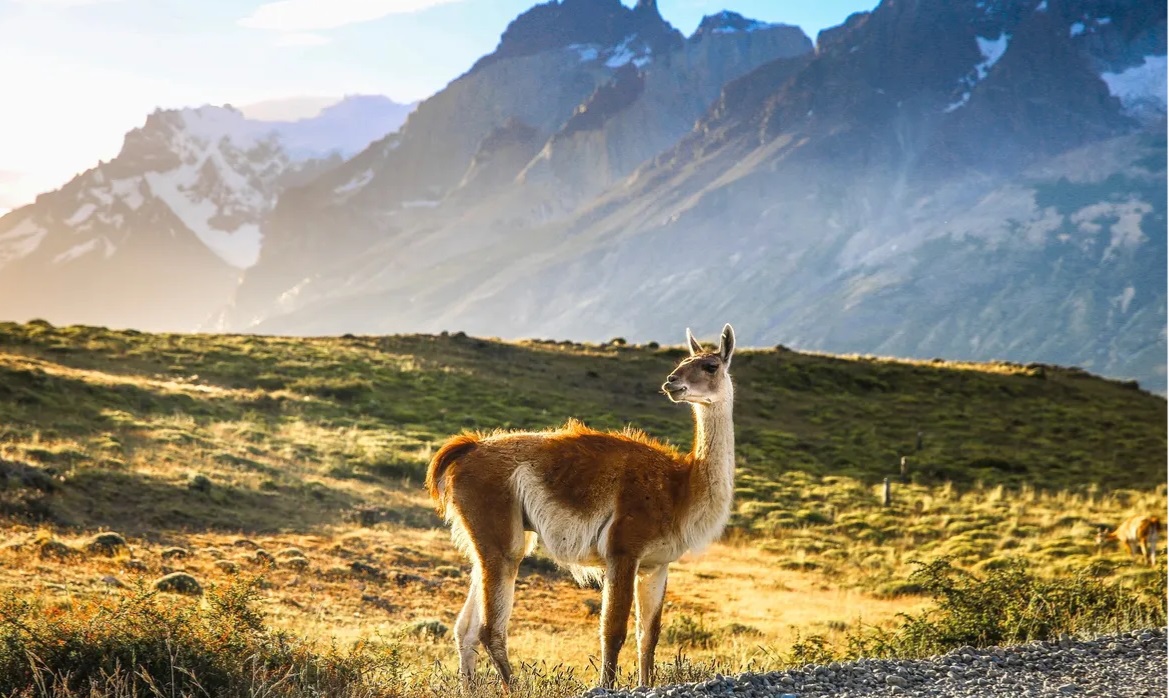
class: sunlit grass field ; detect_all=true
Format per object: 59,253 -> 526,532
0,321 -> 1164,696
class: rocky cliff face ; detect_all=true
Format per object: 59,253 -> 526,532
238,0 -> 1166,391
217,2 -> 812,330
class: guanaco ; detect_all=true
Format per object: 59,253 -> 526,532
1096,514 -> 1165,566
426,325 -> 738,689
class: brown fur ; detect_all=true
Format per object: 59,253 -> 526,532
425,434 -> 480,515
427,325 -> 738,689
1097,514 -> 1166,566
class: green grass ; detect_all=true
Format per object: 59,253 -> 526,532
0,320 -> 1164,696
1,321 -> 1163,535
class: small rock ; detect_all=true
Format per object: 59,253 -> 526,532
885,675 -> 908,688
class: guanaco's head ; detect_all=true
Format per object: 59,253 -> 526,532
1095,526 -> 1116,549
662,324 -> 735,404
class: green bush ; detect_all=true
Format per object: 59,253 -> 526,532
840,558 -> 1167,661
892,557 -> 1167,653
664,614 -> 717,650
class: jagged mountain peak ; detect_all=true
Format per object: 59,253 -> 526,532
470,0 -> 683,72
691,10 -> 777,40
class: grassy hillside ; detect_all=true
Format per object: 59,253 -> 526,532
0,321 -> 1165,696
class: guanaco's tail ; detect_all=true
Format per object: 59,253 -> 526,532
425,433 -> 480,516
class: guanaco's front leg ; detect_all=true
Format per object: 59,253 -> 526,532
635,564 -> 669,687
600,557 -> 639,688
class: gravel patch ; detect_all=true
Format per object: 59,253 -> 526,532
586,627 -> 1167,698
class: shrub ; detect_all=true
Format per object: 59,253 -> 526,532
847,558 -> 1168,661
86,531 -> 128,555
784,558 -> 1167,667
187,472 -> 212,492
160,546 -> 189,560
408,618 -> 449,641
0,577 -> 398,696
279,556 -> 310,571
788,630 -> 836,666
664,614 -> 716,650
37,538 -> 80,560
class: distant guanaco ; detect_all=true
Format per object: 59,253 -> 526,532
426,325 -> 738,690
1096,514 -> 1166,566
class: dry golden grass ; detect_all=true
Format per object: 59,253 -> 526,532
0,322 -> 1164,694
0,513 -> 931,682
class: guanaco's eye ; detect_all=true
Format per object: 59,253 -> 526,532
702,362 -> 719,373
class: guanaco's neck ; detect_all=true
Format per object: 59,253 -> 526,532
690,384 -> 735,507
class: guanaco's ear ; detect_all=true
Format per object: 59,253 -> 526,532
686,327 -> 703,356
718,324 -> 735,363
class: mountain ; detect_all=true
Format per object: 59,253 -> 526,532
251,95 -> 418,159
215,0 -> 812,329
0,107 -> 342,330
0,93 -> 417,331
229,0 -> 1167,392
4,0 -> 1163,392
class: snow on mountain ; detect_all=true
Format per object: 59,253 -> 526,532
1101,54 -> 1168,121
0,101 -> 354,330
945,33 -> 1011,112
0,100 -> 391,273
691,10 -> 775,37
563,35 -> 654,69
0,218 -> 47,266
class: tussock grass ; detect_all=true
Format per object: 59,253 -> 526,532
0,322 -> 1164,695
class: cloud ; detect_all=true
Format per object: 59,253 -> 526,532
11,0 -> 124,6
238,0 -> 464,33
273,32 -> 332,47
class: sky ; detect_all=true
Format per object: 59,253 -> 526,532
0,0 -> 877,213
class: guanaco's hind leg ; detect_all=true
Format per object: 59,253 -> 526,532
449,484 -> 525,689
455,567 -> 483,684
635,565 -> 669,687
600,557 -> 639,688
479,554 -> 521,686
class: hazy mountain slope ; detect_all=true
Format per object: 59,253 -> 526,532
0,93 -> 421,331
217,5 -> 813,330
0,107 -> 341,330
256,95 -> 417,159
245,0 -> 1167,392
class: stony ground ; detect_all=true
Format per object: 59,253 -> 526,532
587,628 -> 1167,698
